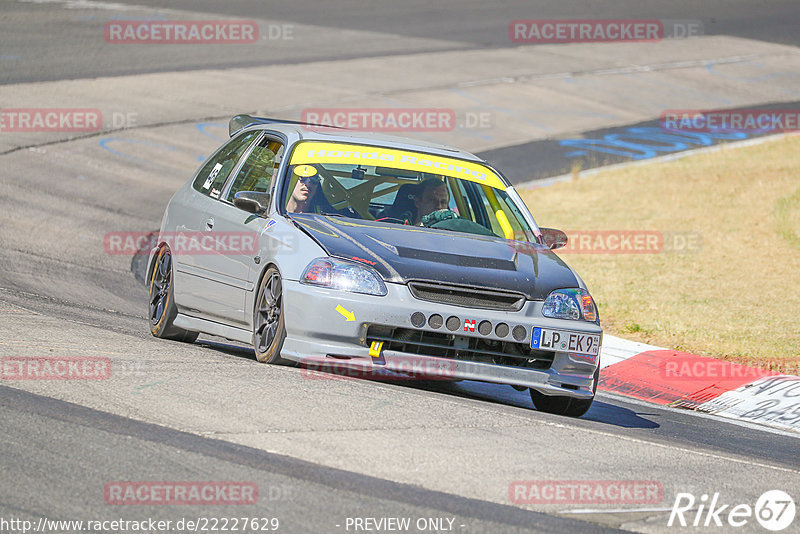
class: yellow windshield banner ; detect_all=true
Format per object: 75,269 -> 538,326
289,141 -> 506,190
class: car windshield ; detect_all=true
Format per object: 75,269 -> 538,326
283,141 -> 537,241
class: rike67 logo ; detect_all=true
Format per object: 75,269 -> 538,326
669,490 -> 795,531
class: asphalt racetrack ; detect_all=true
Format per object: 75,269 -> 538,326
1,1 -> 799,533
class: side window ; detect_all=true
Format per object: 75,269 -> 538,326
192,131 -> 260,198
226,138 -> 284,202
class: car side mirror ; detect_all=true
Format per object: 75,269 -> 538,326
233,191 -> 271,215
540,228 -> 568,250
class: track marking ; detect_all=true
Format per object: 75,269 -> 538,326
516,131 -> 800,190
599,390 -> 800,439
17,0 -> 158,12
455,54 -> 798,88
559,507 -> 674,514
515,416 -> 800,475
363,382 -> 800,473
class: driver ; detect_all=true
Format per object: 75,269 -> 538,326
413,178 -> 450,225
285,164 -> 359,217
286,165 -> 321,213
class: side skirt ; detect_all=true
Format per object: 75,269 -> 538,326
173,314 -> 252,344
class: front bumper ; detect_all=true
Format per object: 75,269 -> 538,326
281,280 -> 602,399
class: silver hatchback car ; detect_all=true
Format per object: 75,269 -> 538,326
147,115 -> 602,417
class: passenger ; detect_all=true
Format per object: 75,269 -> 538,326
413,178 -> 450,225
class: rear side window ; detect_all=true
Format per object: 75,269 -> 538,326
192,131 -> 260,198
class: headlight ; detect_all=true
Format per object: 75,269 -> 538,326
542,288 -> 597,322
301,257 -> 387,296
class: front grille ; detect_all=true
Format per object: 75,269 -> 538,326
367,325 -> 553,370
408,281 -> 526,311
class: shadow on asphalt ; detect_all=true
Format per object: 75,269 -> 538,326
581,400 -> 660,429
197,337 -> 661,431
196,339 -> 257,360
418,380 -> 661,430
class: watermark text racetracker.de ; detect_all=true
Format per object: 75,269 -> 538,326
661,109 -> 800,133
301,354 -> 458,381
104,481 -> 259,505
1,356 -> 111,380
510,230 -> 703,255
0,357 -> 150,380
104,231 -> 259,256
103,20 -> 294,44
0,108 -> 138,132
300,108 -> 494,132
509,19 -> 702,43
509,480 -> 664,505
0,108 -> 101,133
660,355 -> 799,382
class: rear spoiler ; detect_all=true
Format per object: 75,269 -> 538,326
228,114 -> 344,137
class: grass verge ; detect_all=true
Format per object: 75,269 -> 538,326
519,135 -> 800,372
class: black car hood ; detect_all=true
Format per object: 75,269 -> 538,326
289,214 -> 579,300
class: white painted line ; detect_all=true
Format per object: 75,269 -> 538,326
17,0 -> 146,11
559,507 -> 674,515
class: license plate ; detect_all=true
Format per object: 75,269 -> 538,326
531,327 -> 600,355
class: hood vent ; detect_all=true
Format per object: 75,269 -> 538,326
397,246 -> 517,271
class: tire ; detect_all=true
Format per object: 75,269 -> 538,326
530,365 -> 599,417
253,266 -> 291,365
148,245 -> 199,343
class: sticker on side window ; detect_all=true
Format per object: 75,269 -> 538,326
202,163 -> 224,190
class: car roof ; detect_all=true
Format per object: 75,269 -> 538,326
229,114 -> 485,163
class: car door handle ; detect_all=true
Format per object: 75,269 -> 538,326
205,217 -> 214,231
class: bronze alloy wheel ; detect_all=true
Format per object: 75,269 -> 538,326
148,245 -> 198,343
253,266 -> 291,365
